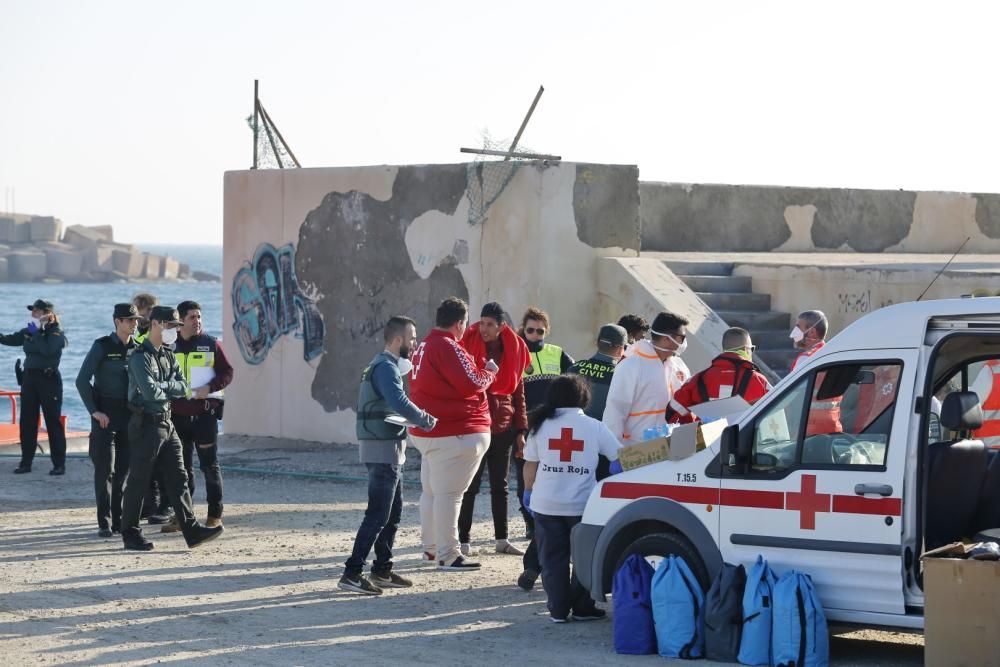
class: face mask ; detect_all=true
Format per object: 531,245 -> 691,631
725,347 -> 753,361
161,327 -> 178,345
789,326 -> 805,343
651,330 -> 687,356
397,358 -> 414,375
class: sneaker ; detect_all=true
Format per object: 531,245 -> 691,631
550,615 -> 568,624
160,517 -> 181,533
438,556 -> 481,571
571,608 -> 607,621
371,571 -> 413,588
338,574 -> 383,595
517,569 -> 539,591
147,510 -> 174,525
460,543 -> 480,557
495,540 -> 524,556
49,466 -> 65,476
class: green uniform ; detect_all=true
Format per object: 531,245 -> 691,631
76,333 -> 136,415
127,339 -> 188,414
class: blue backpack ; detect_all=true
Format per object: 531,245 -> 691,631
612,554 -> 657,655
772,571 -> 829,667
738,555 -> 779,666
651,555 -> 705,659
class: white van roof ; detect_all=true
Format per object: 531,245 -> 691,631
819,297 -> 1000,355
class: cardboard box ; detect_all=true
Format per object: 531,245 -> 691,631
618,418 -> 730,471
922,550 -> 1000,667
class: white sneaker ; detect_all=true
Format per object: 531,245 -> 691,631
495,539 -> 524,556
460,543 -> 480,557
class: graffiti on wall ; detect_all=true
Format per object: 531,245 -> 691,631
231,243 -> 325,365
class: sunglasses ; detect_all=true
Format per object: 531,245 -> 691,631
525,327 -> 546,335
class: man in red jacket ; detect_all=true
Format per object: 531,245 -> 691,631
409,297 -> 497,571
457,302 -> 530,557
666,327 -> 770,424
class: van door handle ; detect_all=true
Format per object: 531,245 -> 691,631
854,483 -> 893,497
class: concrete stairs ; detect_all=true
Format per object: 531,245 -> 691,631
663,260 -> 797,378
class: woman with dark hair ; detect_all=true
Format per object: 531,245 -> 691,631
0,298 -> 68,475
522,374 -> 622,623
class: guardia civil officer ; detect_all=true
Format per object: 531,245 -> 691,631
168,300 -> 233,529
132,292 -> 170,523
120,306 -> 223,551
0,299 -> 68,475
75,304 -> 140,538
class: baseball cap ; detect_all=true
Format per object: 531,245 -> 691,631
598,323 -> 627,347
149,305 -> 182,325
27,299 -> 54,311
113,303 -> 141,319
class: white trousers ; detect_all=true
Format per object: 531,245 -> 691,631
411,433 -> 490,565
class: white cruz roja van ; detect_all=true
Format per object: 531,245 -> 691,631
572,298 -> 1000,629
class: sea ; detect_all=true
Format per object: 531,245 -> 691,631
0,244 -> 224,431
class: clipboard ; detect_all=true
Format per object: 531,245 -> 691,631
384,414 -> 419,428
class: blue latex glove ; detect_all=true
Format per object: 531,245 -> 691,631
524,489 -> 534,517
609,459 -> 623,475
26,322 -> 39,335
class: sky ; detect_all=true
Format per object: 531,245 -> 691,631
1,1 -> 998,244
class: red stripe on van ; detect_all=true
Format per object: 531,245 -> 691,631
601,482 -> 719,505
721,488 -> 785,510
831,495 -> 902,516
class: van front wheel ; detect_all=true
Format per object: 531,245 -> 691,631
616,532 -> 710,591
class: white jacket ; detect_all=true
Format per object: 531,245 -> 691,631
602,339 -> 691,444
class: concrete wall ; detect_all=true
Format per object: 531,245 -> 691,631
223,162 -> 640,443
641,183 -> 1000,253
733,262 -> 1000,337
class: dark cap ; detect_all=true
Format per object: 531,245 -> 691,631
113,303 -> 141,319
27,299 -> 54,311
149,305 -> 182,325
598,323 -> 627,347
480,301 -> 506,323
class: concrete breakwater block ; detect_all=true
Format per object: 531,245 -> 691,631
0,256 -> 7,281
111,249 -> 143,277
7,250 -> 47,280
160,257 -> 179,279
29,216 -> 62,243
141,253 -> 163,279
84,245 -> 116,273
63,224 -> 106,249
178,262 -> 191,279
44,246 -> 84,278
192,270 -> 220,282
0,218 -> 32,243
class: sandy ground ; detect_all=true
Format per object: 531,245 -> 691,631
0,436 -> 924,666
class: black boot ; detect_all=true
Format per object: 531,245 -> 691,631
13,464 -> 31,474
183,523 -> 224,549
122,529 -> 154,551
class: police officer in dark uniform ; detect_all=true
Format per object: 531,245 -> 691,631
120,305 -> 222,551
75,303 -> 141,538
0,298 -> 68,475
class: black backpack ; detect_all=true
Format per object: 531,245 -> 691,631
704,562 -> 747,662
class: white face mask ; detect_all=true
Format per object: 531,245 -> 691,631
161,327 -> 178,345
397,357 -> 414,375
790,323 -> 817,346
651,330 -> 687,356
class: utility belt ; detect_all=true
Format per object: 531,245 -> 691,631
127,404 -> 172,424
25,367 -> 59,378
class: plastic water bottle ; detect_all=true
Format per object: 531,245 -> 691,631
642,427 -> 659,441
658,423 -> 673,438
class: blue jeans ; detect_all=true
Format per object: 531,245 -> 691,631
345,463 -> 403,578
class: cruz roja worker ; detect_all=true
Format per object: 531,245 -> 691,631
75,303 -> 141,538
120,306 -> 223,551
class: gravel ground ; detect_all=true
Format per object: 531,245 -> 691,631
0,435 -> 924,666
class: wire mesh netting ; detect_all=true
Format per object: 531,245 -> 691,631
247,112 -> 299,170
465,130 -> 541,226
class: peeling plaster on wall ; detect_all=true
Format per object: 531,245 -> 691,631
974,194 -> 1000,239
809,189 -> 916,251
775,204 -> 818,252
886,192 -> 988,253
296,165 -> 470,412
573,164 -> 640,250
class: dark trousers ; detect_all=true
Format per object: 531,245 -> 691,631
88,407 -> 130,530
173,412 -> 223,518
143,465 -> 170,517
458,430 -> 516,543
19,370 -> 66,468
514,456 -> 534,532
344,463 -> 403,578
121,415 -> 197,536
535,512 -> 597,620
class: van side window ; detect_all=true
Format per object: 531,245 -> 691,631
801,363 -> 901,467
751,379 -> 809,472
